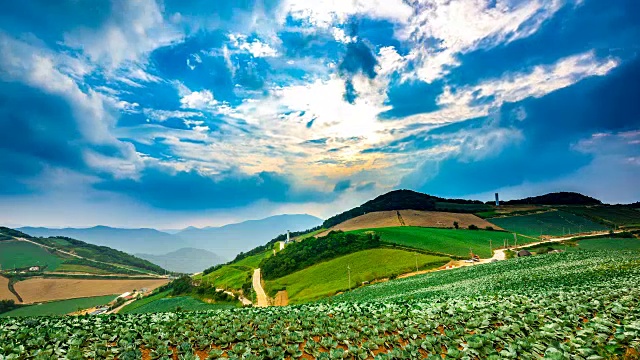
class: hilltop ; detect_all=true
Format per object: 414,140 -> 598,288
501,191 -> 602,205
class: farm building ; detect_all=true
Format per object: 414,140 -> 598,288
28,266 -> 40,272
517,249 -> 532,257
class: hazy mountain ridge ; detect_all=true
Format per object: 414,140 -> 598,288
135,248 -> 226,274
18,214 -> 323,260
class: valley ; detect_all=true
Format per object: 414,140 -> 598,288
2,190 -> 640,358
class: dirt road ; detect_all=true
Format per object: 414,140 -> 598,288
252,269 -> 269,307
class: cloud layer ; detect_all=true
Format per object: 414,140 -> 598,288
1,0 -> 639,226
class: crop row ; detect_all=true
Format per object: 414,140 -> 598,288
1,251 -> 639,359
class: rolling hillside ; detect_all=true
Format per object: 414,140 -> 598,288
348,227 -> 520,258
0,227 -> 165,275
18,226 -> 187,255
488,210 -> 608,237
265,249 -> 449,303
317,210 -> 500,236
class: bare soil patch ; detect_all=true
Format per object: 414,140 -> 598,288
400,210 -> 502,229
316,210 -> 502,236
0,275 -> 17,301
14,278 -> 168,304
274,290 -> 289,306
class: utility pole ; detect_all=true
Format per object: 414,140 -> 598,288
513,233 -> 517,248
347,265 -> 351,291
415,254 -> 418,272
489,239 -> 492,254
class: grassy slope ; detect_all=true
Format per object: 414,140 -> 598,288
488,210 -> 608,237
120,290 -> 170,314
55,264 -> 110,274
0,295 -> 116,317
265,248 -> 449,304
563,206 -> 640,227
0,241 -> 63,271
578,237 -> 640,250
196,251 -> 270,291
123,296 -> 236,314
349,227 -> 523,258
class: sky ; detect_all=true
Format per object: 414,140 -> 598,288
0,0 -> 639,228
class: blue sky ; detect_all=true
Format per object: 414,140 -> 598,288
0,0 -> 639,228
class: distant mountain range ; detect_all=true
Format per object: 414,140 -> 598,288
18,214 -> 323,260
18,225 -> 186,255
135,248 -> 226,274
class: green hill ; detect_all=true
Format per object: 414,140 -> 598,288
0,241 -> 63,271
322,189 -> 487,229
0,227 -> 165,275
348,227 -> 523,258
195,251 -> 271,291
265,248 -> 449,303
487,210 -> 608,237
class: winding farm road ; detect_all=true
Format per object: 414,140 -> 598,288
252,268 -> 269,307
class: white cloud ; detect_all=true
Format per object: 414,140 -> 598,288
437,51 -> 619,108
403,0 -> 568,83
229,34 -> 278,58
180,90 -> 218,109
0,33 -> 143,177
63,0 -> 183,70
280,0 -> 413,28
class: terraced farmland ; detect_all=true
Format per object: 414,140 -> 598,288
349,227 -> 526,258
488,210 -> 608,237
265,248 -> 449,303
1,251 -> 639,359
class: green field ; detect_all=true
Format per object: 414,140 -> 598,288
0,241 -> 63,271
122,295 -> 235,314
3,251 -> 639,358
564,206 -> 640,227
350,227 -> 524,258
488,210 -> 608,237
576,237 -> 640,250
54,264 -> 110,274
265,248 -> 449,303
196,251 -> 271,290
0,295 -> 115,317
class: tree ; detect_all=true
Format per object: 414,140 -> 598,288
453,221 -> 459,229
468,224 -> 479,230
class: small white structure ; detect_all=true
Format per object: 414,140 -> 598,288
118,292 -> 131,298
28,266 -> 40,272
285,230 -> 291,244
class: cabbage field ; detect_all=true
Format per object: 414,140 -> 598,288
1,251 -> 639,359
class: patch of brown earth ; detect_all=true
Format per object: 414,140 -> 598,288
274,290 -> 289,306
14,278 -> 168,303
0,275 -> 17,301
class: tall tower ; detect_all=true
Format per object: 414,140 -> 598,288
286,230 -> 290,243
495,193 -> 500,207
